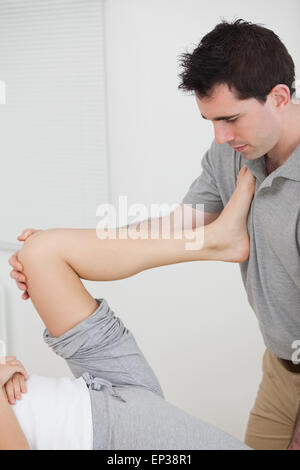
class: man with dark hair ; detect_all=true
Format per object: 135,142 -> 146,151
178,18 -> 300,450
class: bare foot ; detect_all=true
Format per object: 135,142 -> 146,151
210,165 -> 256,262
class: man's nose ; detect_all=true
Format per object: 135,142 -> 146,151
213,123 -> 234,145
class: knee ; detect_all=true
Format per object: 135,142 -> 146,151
18,229 -> 58,271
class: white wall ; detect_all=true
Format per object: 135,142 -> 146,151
1,0 -> 299,443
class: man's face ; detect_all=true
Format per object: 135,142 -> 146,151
195,83 -> 282,160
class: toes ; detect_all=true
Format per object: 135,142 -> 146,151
236,165 -> 247,185
236,166 -> 256,193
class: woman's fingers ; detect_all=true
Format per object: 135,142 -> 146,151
12,374 -> 21,399
4,374 -> 27,405
0,361 -> 28,388
13,373 -> 26,398
18,374 -> 27,393
12,364 -> 28,381
8,361 -> 28,380
3,358 -> 28,380
4,379 -> 16,404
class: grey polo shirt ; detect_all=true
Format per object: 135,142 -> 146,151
182,138 -> 300,360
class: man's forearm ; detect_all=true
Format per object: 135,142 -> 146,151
0,387 -> 30,450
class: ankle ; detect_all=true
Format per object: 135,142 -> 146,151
206,219 -> 250,263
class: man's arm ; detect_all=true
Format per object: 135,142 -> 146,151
0,386 -> 30,450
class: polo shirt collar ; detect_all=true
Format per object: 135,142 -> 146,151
241,154 -> 266,183
241,143 -> 300,186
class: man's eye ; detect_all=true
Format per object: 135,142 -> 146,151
228,118 -> 238,123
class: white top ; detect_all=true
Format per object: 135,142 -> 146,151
10,374 -> 93,450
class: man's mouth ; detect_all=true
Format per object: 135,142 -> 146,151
232,144 -> 248,151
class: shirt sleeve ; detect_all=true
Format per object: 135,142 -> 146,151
181,140 -> 224,213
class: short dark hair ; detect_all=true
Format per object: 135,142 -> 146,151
178,18 -> 296,104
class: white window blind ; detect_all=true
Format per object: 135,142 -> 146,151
0,0 -> 110,243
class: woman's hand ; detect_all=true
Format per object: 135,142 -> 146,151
0,357 -> 28,392
0,359 -> 31,450
8,228 -> 42,300
4,371 -> 27,405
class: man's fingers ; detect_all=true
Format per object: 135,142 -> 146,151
17,280 -> 27,290
17,229 -> 32,240
10,270 -> 26,283
17,281 -> 27,291
8,252 -> 17,268
8,252 -> 23,271
17,228 -> 37,241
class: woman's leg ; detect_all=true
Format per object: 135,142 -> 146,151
90,384 -> 251,450
17,167 -> 255,337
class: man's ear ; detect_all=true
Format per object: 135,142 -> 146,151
269,84 -> 290,110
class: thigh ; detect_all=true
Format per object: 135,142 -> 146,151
245,349 -> 299,450
43,297 -> 164,398
104,387 -> 251,450
19,232 -> 163,397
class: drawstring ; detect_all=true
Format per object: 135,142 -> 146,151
82,372 -> 126,403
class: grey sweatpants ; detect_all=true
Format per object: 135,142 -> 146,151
43,298 -> 251,450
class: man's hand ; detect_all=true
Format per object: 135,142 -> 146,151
8,228 -> 42,300
288,441 -> 300,450
288,406 -> 300,449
